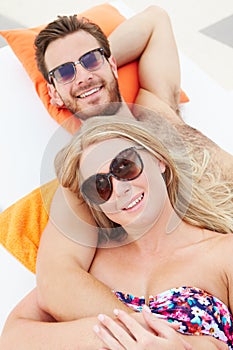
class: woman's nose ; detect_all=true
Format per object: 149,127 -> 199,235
111,178 -> 131,198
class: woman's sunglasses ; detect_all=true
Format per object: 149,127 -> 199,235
48,47 -> 105,85
80,147 -> 144,205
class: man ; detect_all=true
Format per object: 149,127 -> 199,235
35,6 -> 181,122
35,7 -> 233,180
1,6 -> 233,349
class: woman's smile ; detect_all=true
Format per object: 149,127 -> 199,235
122,192 -> 144,211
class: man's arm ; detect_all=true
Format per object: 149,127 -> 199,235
109,6 -> 181,116
109,6 -> 233,181
0,288 -> 107,350
36,186 -> 134,321
1,289 -> 226,350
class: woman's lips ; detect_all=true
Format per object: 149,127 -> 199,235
123,193 -> 144,210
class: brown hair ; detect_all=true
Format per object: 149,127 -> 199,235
34,15 -> 111,82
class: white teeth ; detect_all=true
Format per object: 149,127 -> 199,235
126,194 -> 144,209
79,87 -> 100,98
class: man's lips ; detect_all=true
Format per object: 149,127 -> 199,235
77,86 -> 102,99
123,193 -> 144,210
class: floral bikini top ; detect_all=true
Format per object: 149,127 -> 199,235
114,286 -> 233,349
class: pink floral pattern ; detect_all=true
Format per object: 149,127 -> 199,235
114,286 -> 233,349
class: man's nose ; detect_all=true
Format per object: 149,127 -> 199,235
73,63 -> 93,85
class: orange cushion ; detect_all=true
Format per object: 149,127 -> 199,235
0,4 -> 189,134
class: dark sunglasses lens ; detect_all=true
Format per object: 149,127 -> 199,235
111,148 -> 143,180
81,50 -> 103,71
81,174 -> 111,205
81,148 -> 143,205
54,63 -> 75,83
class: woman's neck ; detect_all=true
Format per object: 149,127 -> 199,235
125,193 -> 204,256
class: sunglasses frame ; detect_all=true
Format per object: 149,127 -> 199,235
48,47 -> 105,85
80,146 -> 144,205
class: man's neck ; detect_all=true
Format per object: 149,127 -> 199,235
114,101 -> 134,119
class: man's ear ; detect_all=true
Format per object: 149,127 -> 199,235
108,55 -> 118,79
47,83 -> 64,107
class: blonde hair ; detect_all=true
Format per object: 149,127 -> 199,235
55,114 -> 233,242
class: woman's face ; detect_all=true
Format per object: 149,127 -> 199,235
79,138 -> 169,235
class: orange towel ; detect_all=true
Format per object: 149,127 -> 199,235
0,179 -> 58,273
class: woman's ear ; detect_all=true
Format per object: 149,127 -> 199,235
47,83 -> 64,107
158,160 -> 166,174
108,55 -> 118,79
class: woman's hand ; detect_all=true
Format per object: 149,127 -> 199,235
93,306 -> 193,350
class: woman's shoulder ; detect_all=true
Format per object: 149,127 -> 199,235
205,231 -> 233,282
201,230 -> 233,266
204,229 -> 233,245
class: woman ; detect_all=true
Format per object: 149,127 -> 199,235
53,114 -> 233,349
2,114 -> 233,349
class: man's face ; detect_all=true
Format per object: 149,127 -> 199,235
45,30 -> 122,120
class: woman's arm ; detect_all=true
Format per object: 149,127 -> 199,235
109,5 -> 181,114
94,308 -> 228,350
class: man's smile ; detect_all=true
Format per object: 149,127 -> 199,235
77,86 -> 102,99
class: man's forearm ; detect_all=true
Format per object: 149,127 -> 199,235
109,5 -> 181,114
38,265 -> 133,321
109,6 -> 162,66
1,316 -> 106,350
1,288 -> 107,350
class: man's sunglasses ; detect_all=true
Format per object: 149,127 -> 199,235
80,147 -> 144,205
48,47 -> 105,85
